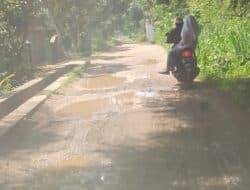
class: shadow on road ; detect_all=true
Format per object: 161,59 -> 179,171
7,85 -> 250,190
95,87 -> 250,189
0,107 -> 64,157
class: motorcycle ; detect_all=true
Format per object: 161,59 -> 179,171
172,48 -> 200,86
171,15 -> 200,86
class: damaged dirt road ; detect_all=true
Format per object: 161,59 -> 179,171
0,43 -> 250,190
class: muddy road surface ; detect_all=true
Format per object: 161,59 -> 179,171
0,43 -> 250,190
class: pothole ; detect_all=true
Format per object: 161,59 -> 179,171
142,59 -> 158,65
57,92 -> 134,117
82,75 -> 125,89
46,156 -> 90,172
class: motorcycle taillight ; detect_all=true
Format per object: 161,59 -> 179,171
183,50 -> 192,58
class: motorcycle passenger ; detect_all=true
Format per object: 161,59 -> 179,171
160,16 -> 184,75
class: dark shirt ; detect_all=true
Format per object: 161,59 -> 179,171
166,23 -> 183,46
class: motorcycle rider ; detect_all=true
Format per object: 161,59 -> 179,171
160,16 -> 184,75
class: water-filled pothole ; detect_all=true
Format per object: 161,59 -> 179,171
46,156 -> 90,172
142,59 -> 158,65
58,92 -> 134,117
82,75 -> 125,89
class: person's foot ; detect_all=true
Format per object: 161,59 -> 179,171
159,70 -> 170,75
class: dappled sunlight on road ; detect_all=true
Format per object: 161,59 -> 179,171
1,43 -> 250,190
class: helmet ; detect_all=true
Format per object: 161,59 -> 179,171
175,16 -> 183,24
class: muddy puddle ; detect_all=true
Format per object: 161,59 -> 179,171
82,75 -> 125,89
58,92 -> 134,117
46,156 -> 90,172
58,99 -> 108,117
142,59 -> 158,65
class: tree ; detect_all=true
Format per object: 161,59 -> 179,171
0,0 -> 42,72
41,0 -> 133,53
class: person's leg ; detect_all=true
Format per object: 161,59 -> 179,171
160,45 -> 181,75
166,49 -> 175,72
159,48 -> 175,75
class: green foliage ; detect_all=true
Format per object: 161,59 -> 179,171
0,0 -> 42,72
188,0 -> 250,107
42,0 -> 133,55
141,1 -> 188,46
197,19 -> 250,80
0,0 -> 134,86
0,73 -> 15,96
229,0 -> 250,16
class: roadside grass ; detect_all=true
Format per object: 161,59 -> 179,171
58,65 -> 85,90
197,17 -> 250,109
0,74 -> 15,96
45,65 -> 85,98
0,64 -> 54,98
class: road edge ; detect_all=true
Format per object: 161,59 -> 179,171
0,61 -> 87,137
